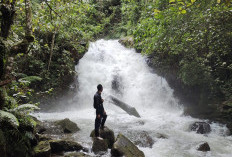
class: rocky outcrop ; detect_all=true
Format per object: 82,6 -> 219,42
33,141 -> 51,157
92,138 -> 108,154
90,126 -> 115,148
119,36 -> 134,48
109,95 -> 141,118
197,142 -> 210,152
191,122 -> 211,134
111,133 -> 145,157
90,127 -> 115,148
36,118 -> 79,135
49,140 -> 83,153
54,118 -> 80,133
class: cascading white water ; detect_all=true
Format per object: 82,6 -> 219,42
35,40 -> 232,157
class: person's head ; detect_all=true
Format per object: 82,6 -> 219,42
97,84 -> 103,92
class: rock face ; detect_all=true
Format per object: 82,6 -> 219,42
33,141 -> 51,157
191,122 -> 211,134
109,95 -> 141,118
111,134 -> 145,157
49,140 -> 83,153
92,138 -> 108,154
54,118 -> 80,133
90,126 -> 115,148
197,142 -> 210,152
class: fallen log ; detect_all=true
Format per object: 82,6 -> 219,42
108,95 -> 141,118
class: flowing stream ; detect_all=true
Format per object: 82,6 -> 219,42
35,40 -> 232,157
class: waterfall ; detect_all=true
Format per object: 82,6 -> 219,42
35,39 -> 232,157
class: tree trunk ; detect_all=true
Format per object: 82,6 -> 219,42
25,0 -> 34,43
47,30 -> 56,71
0,1 -> 16,39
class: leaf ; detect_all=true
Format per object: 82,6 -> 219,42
0,110 -> 19,128
13,104 -> 40,112
181,10 -> 187,14
191,0 -> 196,3
169,0 -> 176,3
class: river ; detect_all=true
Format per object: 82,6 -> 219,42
35,39 -> 232,157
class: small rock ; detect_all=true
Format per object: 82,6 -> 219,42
111,133 -> 145,157
92,138 -> 108,154
33,141 -> 51,157
55,118 -> 80,133
90,126 -> 115,148
49,140 -> 83,153
133,131 -> 154,148
197,142 -> 210,152
191,122 -> 211,134
156,133 -> 168,139
119,36 -> 134,48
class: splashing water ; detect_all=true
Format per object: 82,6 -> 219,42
35,40 -> 232,157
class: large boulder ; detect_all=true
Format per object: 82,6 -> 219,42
197,142 -> 210,152
92,138 -> 108,155
191,122 -> 211,134
90,126 -> 115,148
111,134 -> 145,157
33,141 -> 51,157
49,140 -> 83,153
54,118 -> 80,133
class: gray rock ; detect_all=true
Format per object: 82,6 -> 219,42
133,131 -> 154,148
197,142 -> 210,152
49,140 -> 83,153
111,133 -> 145,157
90,126 -> 115,148
92,138 -> 108,154
191,122 -> 211,134
54,118 -> 80,133
109,95 -> 141,118
33,141 -> 51,157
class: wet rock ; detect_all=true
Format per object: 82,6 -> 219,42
112,75 -> 122,94
54,118 -> 80,133
92,138 -> 108,154
156,133 -> 168,139
119,36 -> 134,48
191,122 -> 211,134
126,131 -> 154,148
33,141 -> 51,157
197,142 -> 210,152
64,152 -> 91,157
109,95 -> 141,118
90,126 -> 115,148
133,131 -> 154,148
49,140 -> 83,153
36,121 -> 63,135
111,133 -> 145,157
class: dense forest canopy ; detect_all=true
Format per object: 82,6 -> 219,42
0,0 -> 231,156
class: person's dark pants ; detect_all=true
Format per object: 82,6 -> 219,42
95,114 -> 107,137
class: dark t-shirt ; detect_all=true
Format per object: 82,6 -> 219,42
94,92 -> 104,115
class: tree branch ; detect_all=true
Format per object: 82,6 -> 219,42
45,0 -> 61,18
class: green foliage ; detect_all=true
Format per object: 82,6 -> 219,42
0,110 -> 19,128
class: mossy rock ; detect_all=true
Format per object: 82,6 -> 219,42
90,126 -> 115,148
111,133 -> 145,157
119,36 -> 134,48
54,118 -> 80,133
33,141 -> 51,157
49,140 -> 83,153
92,137 -> 108,155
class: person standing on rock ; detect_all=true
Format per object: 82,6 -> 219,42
93,84 -> 107,140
